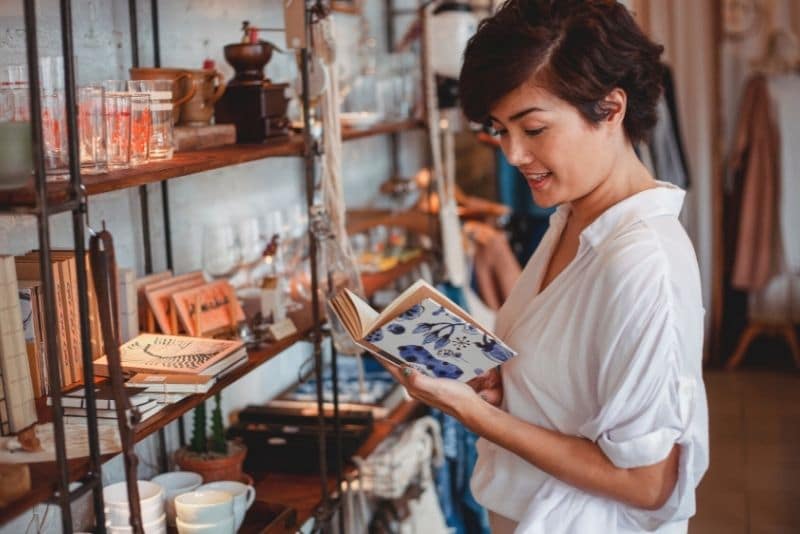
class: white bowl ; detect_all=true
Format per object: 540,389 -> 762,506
106,513 -> 166,534
176,515 -> 234,534
150,471 -> 203,526
174,490 -> 233,524
103,480 -> 164,526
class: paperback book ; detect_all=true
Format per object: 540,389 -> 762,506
329,280 -> 517,382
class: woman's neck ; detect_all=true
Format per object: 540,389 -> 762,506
569,145 -> 655,232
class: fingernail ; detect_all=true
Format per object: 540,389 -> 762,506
402,367 -> 413,377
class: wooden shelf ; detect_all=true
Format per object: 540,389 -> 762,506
252,399 -> 426,529
362,252 -> 430,298
0,253 -> 428,526
0,119 -> 425,208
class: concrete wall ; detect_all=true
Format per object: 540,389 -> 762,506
0,0 -> 424,531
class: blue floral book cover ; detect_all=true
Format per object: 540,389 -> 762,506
330,280 -> 517,382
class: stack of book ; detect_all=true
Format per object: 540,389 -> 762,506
93,334 -> 247,403
48,383 -> 163,425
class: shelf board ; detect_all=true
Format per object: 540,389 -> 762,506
0,118 -> 425,209
362,252 -> 429,298
252,399 -> 426,529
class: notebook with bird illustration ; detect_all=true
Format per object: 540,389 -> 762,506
94,334 -> 245,377
329,280 -> 516,381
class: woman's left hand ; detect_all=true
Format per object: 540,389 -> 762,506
385,365 -> 483,421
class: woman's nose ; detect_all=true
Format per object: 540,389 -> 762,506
503,136 -> 534,167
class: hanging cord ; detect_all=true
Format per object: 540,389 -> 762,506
312,17 -> 365,296
421,1 -> 467,286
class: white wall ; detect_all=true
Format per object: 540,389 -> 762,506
0,0 -> 422,531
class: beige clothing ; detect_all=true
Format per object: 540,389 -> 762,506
729,75 -> 780,290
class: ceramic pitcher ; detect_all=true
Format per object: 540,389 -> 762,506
180,69 -> 226,126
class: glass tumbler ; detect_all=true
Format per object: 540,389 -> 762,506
78,86 -> 107,174
129,92 -> 151,166
129,79 -> 173,160
104,91 -> 131,170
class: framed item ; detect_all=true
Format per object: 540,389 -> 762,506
144,272 -> 205,334
171,280 -> 245,337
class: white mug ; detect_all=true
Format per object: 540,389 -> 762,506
150,471 -> 203,527
174,490 -> 233,524
198,480 -> 256,531
103,480 -> 164,526
176,515 -> 234,534
106,513 -> 167,534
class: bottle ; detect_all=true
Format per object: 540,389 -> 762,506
309,205 -> 364,356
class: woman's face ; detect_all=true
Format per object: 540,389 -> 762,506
488,81 -> 619,208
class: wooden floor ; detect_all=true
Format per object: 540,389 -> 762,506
690,365 -> 800,533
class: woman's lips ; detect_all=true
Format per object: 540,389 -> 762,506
525,172 -> 552,191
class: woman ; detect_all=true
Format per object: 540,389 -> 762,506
387,1 -> 709,532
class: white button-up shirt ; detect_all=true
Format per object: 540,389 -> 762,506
471,183 -> 709,533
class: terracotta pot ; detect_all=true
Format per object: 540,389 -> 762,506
174,441 -> 247,483
180,69 -> 226,126
129,67 -> 197,124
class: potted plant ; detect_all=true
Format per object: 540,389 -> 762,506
174,393 -> 247,483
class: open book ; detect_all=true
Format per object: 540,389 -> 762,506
329,280 -> 517,382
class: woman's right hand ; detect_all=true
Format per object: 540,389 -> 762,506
467,366 -> 503,406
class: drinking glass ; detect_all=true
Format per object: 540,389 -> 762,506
39,57 -> 68,179
129,92 -> 151,166
7,65 -> 29,121
202,223 -> 241,281
129,79 -> 174,160
104,91 -> 131,170
78,85 -> 107,174
237,217 -> 265,287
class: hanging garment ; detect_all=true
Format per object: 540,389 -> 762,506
729,76 -> 781,290
649,97 -> 689,189
660,67 -> 691,188
766,74 -> 800,275
470,184 -> 708,533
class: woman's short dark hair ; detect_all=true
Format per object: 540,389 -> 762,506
459,0 -> 665,144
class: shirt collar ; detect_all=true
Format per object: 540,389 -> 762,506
548,181 -> 686,250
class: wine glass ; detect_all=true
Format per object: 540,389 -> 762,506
202,223 -> 241,281
237,217 -> 264,287
260,210 -> 303,312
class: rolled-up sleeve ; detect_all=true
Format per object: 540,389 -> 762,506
578,266 -> 707,530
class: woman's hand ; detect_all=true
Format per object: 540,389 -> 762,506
386,365 -> 484,420
467,366 -> 503,406
385,365 -> 504,421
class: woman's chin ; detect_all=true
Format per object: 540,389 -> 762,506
528,180 -> 559,208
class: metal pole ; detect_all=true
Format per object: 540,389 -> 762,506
150,0 -> 175,275
59,0 -> 106,528
23,1 -> 72,530
139,186 -> 153,274
128,0 -> 139,68
150,0 -> 161,68
301,44 -> 330,525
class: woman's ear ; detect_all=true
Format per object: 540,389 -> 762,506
598,87 -> 627,130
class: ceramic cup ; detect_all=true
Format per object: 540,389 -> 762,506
198,480 -> 255,531
150,471 -> 203,527
174,489 -> 233,524
106,513 -> 167,534
179,69 -> 226,126
175,515 -> 234,534
102,480 -> 164,526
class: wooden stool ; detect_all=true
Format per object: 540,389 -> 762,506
726,321 -> 800,370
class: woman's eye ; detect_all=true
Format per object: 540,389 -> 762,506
524,127 -> 545,137
487,125 -> 507,137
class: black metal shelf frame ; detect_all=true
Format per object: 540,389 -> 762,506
5,0 -> 402,530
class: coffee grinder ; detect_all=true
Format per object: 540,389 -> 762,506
215,22 -> 290,143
